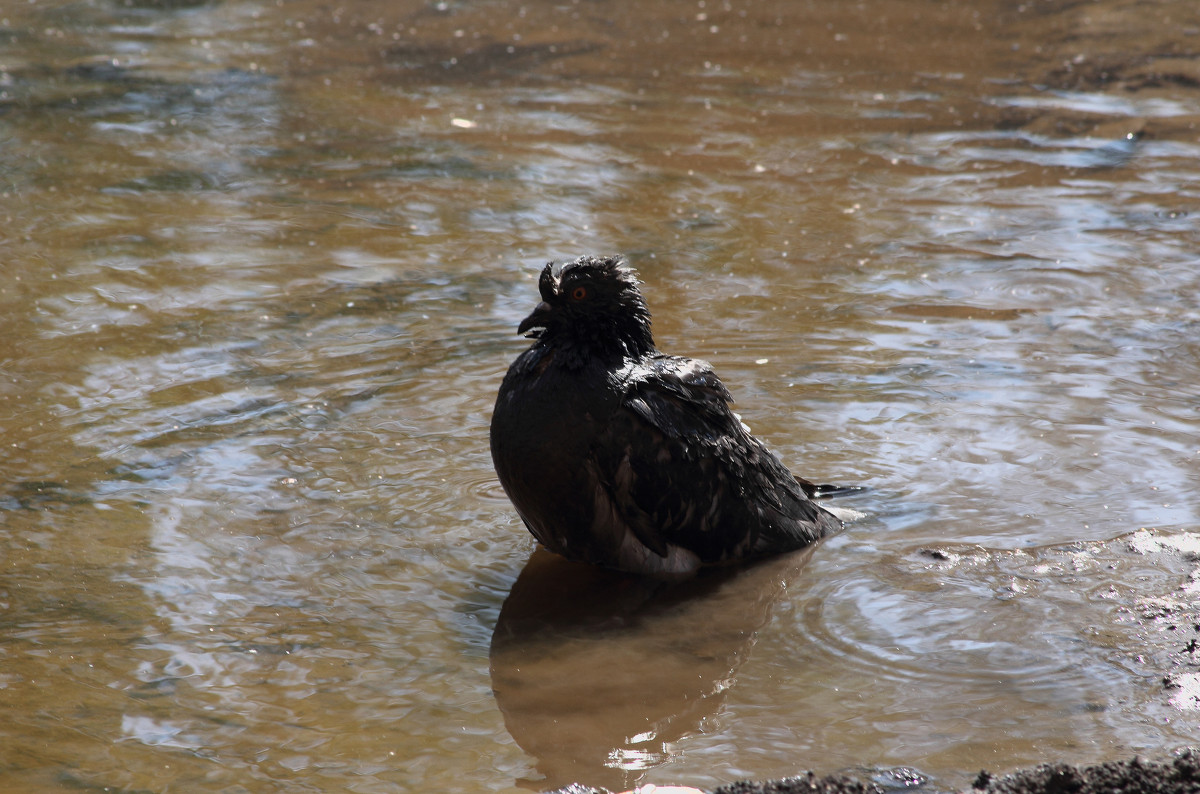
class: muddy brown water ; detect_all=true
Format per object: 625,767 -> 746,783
2,0 -> 1199,792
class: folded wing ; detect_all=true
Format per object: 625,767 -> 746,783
590,355 -> 841,564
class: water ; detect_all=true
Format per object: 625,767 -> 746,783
2,0 -> 1199,791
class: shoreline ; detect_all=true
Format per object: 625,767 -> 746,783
548,748 -> 1200,794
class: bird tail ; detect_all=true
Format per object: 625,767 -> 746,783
794,475 -> 867,500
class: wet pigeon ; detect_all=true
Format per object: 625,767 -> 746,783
490,255 -> 847,575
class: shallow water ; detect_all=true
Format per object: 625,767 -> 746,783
2,0 -> 1199,792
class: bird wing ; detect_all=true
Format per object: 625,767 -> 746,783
591,355 -> 837,564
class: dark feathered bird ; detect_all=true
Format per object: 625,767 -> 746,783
490,255 -> 847,575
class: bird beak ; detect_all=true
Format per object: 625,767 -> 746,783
517,301 -> 552,338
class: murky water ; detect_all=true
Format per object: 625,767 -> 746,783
2,0 -> 1199,791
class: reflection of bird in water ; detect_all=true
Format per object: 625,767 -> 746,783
490,255 -> 859,575
489,546 -> 817,792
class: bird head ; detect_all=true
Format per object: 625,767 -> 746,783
517,255 -> 656,363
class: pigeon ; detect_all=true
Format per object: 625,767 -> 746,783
490,254 -> 848,576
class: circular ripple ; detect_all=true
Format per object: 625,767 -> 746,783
785,555 -> 1101,690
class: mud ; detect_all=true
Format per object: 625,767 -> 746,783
548,748 -> 1200,794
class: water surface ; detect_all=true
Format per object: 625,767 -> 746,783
2,0 -> 1199,792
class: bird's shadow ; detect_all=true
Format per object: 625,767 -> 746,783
489,545 -> 819,792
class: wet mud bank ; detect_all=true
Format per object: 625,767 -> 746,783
549,748 -> 1200,794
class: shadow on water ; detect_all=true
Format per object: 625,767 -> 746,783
490,546 -> 818,792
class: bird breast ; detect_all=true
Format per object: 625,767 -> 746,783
490,349 -> 620,553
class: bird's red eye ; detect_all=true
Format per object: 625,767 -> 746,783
570,286 -> 588,301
